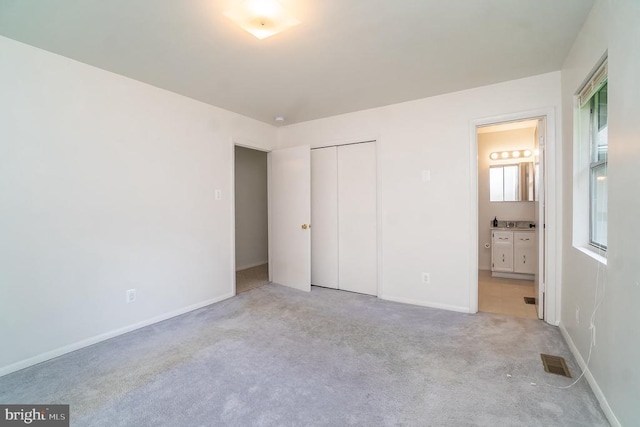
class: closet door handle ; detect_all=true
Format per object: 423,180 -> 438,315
301,224 -> 310,230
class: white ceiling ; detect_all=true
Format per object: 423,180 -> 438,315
0,0 -> 594,125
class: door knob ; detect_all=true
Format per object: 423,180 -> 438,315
301,224 -> 310,229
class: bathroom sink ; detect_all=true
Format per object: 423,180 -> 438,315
491,220 -> 536,230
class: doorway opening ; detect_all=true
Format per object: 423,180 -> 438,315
234,145 -> 270,294
475,118 -> 546,319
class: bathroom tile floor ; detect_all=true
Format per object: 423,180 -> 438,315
478,270 -> 538,319
236,263 -> 269,294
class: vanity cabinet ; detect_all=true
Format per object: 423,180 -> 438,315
491,229 -> 535,278
491,231 -> 513,272
514,231 -> 535,274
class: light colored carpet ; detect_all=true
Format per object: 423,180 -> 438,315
0,284 -> 608,426
236,263 -> 269,294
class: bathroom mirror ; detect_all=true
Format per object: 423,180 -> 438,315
490,162 -> 535,202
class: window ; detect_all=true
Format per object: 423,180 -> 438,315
589,83 -> 607,249
576,59 -> 608,252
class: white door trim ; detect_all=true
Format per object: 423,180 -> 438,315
468,107 -> 559,325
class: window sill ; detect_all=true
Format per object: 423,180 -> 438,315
575,245 -> 608,265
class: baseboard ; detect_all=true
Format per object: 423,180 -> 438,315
491,272 -> 534,281
379,294 -> 471,314
0,292 -> 234,378
235,261 -> 268,271
559,323 -> 620,427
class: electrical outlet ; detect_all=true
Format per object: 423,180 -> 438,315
126,289 -> 136,304
421,170 -> 431,182
214,189 -> 222,200
575,307 -> 580,325
422,272 -> 430,284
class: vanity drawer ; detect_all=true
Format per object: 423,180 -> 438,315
514,231 -> 534,247
492,231 -> 513,242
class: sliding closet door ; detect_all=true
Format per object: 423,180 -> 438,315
338,143 -> 377,295
311,147 -> 339,289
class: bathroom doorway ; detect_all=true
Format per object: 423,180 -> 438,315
475,118 -> 546,319
234,145 -> 270,294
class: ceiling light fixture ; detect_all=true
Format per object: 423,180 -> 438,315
224,0 -> 300,40
489,149 -> 533,160
275,116 -> 285,122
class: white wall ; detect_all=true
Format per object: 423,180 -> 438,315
0,36 -> 277,374
278,72 -> 561,313
478,128 -> 536,270
560,0 -> 640,425
234,146 -> 268,271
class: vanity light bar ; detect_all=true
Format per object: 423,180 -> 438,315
489,149 -> 532,160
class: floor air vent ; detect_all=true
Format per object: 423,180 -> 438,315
540,354 -> 571,377
524,297 -> 536,305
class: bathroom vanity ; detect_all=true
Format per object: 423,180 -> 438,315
491,223 -> 536,280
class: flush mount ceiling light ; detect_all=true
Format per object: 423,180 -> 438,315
490,149 -> 533,160
224,0 -> 300,40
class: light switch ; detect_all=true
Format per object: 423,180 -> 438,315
215,189 -> 222,200
421,170 -> 431,182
